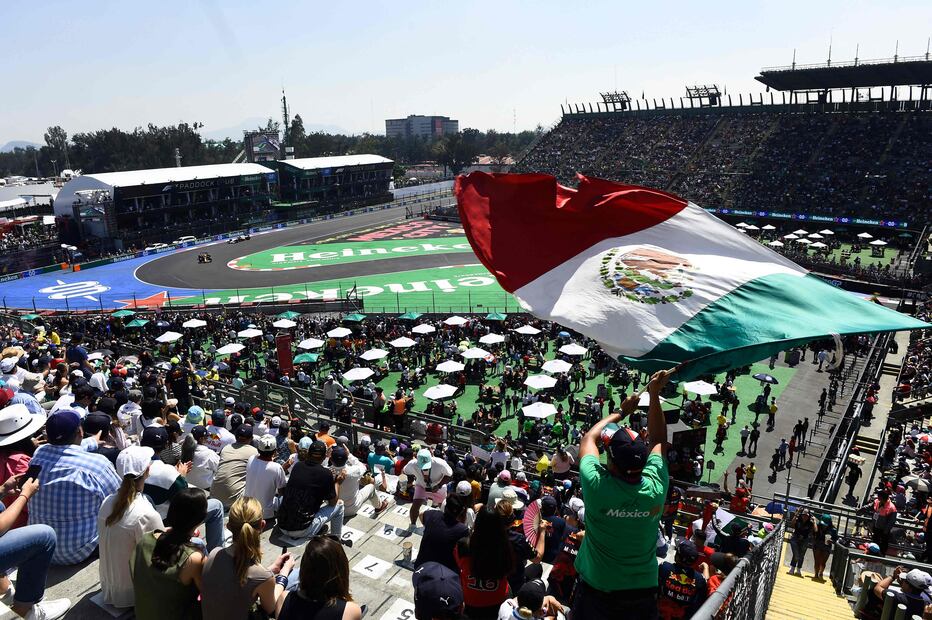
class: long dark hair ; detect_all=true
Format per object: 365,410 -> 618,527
151,488 -> 207,572
299,536 -> 353,603
468,507 -> 514,580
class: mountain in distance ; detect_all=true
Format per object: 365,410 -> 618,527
202,117 -> 348,141
1,140 -> 42,152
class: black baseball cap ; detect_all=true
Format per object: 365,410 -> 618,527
516,580 -> 546,615
82,412 -> 112,436
607,426 -> 649,481
235,424 -> 254,441
413,562 -> 464,620
141,426 -> 170,451
677,539 -> 699,565
192,425 -> 209,440
307,440 -> 327,459
330,446 -> 349,467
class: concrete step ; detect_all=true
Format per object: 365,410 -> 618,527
881,362 -> 901,377
854,434 -> 881,455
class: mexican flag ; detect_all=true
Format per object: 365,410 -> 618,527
455,173 -> 927,378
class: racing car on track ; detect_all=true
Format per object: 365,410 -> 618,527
197,253 -> 213,264
227,234 -> 251,244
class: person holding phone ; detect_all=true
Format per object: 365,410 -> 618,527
0,469 -> 72,619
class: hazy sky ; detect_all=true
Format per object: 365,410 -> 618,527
4,0 -> 930,143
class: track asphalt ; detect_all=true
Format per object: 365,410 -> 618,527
135,209 -> 476,289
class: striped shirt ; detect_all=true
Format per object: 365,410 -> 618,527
28,443 -> 122,565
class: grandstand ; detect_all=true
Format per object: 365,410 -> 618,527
514,58 -> 932,229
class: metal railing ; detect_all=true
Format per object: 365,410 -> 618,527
813,334 -> 889,502
761,54 -> 931,72
691,518 -> 786,620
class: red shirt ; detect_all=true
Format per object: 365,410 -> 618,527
454,547 -> 510,609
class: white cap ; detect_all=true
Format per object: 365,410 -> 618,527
116,446 -> 154,478
455,480 -> 473,496
494,487 -> 525,510
256,434 -> 277,453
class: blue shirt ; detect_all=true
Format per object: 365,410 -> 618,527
367,452 -> 394,474
10,391 -> 44,416
28,443 -> 122,565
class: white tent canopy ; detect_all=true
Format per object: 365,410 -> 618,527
683,380 -> 717,396
411,324 -> 436,334
359,348 -> 388,361
857,232 -> 873,239
461,347 -> 490,359
542,359 -> 573,374
443,315 -> 469,326
327,327 -> 352,338
478,333 -> 505,345
238,328 -> 263,338
343,367 -> 375,382
182,319 -> 207,329
424,384 -> 458,400
522,402 -> 558,419
436,360 -> 466,373
216,343 -> 245,355
390,336 -> 416,348
272,319 -> 297,329
524,374 -> 557,390
155,331 -> 183,343
513,325 -> 541,335
558,343 -> 588,356
870,239 -> 888,246
297,338 -> 325,350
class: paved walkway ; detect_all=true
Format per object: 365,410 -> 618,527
766,543 -> 854,620
712,350 -> 858,501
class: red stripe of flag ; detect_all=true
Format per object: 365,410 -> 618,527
455,173 -> 688,292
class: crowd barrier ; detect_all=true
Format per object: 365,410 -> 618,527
691,518 -> 786,620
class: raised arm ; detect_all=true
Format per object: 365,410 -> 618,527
647,369 -> 674,455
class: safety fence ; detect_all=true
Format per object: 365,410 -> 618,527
691,518 -> 786,620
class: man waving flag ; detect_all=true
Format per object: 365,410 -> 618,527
455,172 -> 927,378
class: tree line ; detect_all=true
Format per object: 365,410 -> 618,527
0,117 -> 542,178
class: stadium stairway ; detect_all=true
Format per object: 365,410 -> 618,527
766,543 -> 854,620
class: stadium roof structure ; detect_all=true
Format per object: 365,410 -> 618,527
52,162 -> 276,217
756,57 -> 932,91
81,163 -> 276,188
279,154 -> 393,171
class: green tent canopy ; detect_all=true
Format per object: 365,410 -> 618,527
277,311 -> 300,319
343,313 -> 367,323
20,314 -> 39,320
293,353 -> 320,364
126,319 -> 150,328
485,312 -> 508,321
112,309 -> 136,318
398,311 -> 423,320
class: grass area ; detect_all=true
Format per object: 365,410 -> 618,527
326,340 -> 796,476
817,242 -> 895,269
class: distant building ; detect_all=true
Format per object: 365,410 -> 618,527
274,154 -> 393,209
385,115 -> 459,140
54,163 -> 277,249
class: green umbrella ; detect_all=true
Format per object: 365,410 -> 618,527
398,311 -> 423,320
293,353 -> 319,364
20,314 -> 39,320
485,312 -> 507,321
343,313 -> 367,323
126,319 -> 150,328
277,310 -> 300,319
112,309 -> 136,318
898,232 -> 914,238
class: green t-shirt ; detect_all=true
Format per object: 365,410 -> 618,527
574,452 -> 669,592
